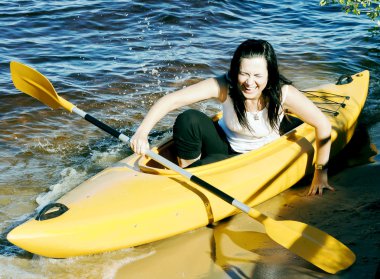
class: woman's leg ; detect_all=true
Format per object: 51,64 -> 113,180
173,109 -> 231,167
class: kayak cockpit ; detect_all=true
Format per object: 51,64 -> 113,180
138,114 -> 304,173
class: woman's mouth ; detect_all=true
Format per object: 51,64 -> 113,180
243,85 -> 258,93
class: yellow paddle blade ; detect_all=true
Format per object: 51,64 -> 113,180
10,61 -> 74,112
249,209 -> 355,274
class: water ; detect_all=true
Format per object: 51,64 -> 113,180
0,0 -> 379,278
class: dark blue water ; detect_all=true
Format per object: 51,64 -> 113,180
0,1 -> 379,277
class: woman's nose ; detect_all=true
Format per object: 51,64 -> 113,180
245,76 -> 255,86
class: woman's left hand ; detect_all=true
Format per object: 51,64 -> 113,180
308,169 -> 335,195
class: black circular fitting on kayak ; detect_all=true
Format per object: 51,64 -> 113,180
35,203 -> 69,221
336,75 -> 353,85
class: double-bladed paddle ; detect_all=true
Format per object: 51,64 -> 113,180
9,61 -> 355,274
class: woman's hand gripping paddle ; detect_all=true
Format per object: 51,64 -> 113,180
10,61 -> 355,274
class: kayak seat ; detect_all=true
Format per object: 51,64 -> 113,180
142,140 -> 178,170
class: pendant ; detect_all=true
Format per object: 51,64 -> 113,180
254,113 -> 259,120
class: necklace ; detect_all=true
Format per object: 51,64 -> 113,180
253,112 -> 259,121
246,98 -> 263,121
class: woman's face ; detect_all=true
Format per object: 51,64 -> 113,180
237,57 -> 268,100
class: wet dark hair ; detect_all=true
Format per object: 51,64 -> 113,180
228,39 -> 292,131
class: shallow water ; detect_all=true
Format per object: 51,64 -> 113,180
0,0 -> 379,278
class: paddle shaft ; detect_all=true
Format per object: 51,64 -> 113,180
72,106 -> 251,214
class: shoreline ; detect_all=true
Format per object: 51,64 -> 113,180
114,163 -> 380,279
114,123 -> 380,278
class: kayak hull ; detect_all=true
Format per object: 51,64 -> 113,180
7,71 -> 369,258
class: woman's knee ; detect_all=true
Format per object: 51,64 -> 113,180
174,109 -> 208,128
173,109 -> 207,160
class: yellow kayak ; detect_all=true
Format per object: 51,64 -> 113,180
7,70 -> 369,258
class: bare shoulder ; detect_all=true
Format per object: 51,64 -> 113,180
283,84 -> 326,122
282,84 -> 300,95
284,84 -> 306,100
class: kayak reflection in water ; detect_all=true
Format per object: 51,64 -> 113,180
130,39 -> 334,196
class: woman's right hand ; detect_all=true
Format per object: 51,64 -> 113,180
130,131 -> 150,155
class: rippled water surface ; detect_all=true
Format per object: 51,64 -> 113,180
0,0 -> 379,278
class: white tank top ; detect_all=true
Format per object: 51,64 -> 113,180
218,85 -> 288,153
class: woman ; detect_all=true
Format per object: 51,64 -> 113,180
130,39 -> 334,196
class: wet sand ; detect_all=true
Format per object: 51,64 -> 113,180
114,123 -> 380,279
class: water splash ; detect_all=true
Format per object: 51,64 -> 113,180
35,168 -> 87,211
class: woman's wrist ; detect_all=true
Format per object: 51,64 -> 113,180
315,163 -> 328,170
135,126 -> 150,137
315,162 -> 329,173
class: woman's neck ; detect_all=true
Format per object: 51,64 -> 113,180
245,96 -> 265,112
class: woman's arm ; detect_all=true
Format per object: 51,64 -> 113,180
283,85 -> 335,195
130,76 -> 227,155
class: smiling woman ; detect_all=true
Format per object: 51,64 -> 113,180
131,39 -> 333,196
